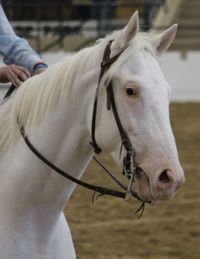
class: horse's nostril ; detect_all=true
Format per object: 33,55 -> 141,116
159,170 -> 171,183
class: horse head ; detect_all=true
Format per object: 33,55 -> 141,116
93,12 -> 185,202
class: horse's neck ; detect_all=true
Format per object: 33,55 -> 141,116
24,68 -> 97,204
31,102 -> 93,204
0,107 -> 92,256
0,48 -> 101,239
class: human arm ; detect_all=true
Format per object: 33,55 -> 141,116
0,5 -> 47,75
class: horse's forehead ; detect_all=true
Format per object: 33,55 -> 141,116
117,49 -> 162,80
122,50 -> 146,73
131,50 -> 160,73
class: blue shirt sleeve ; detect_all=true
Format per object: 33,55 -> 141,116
0,5 -> 43,74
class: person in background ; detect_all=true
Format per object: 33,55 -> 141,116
0,4 -> 47,87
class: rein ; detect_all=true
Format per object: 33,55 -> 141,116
18,40 -> 150,217
3,84 -> 15,99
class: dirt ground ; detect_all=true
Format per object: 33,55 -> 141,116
64,103 -> 200,259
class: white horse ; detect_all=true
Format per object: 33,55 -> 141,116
0,12 -> 185,259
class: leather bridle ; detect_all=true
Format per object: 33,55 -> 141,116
16,40 -> 150,217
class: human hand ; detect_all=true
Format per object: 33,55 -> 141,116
0,64 -> 30,87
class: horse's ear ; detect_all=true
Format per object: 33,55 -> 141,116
153,24 -> 178,55
123,11 -> 139,45
112,11 -> 139,51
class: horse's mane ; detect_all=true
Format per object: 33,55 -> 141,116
0,31 -> 156,152
0,49 -> 91,152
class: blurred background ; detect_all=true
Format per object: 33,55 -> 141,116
1,0 -> 200,258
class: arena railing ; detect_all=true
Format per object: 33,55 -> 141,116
2,0 -> 165,52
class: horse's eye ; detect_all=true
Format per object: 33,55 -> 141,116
126,87 -> 137,96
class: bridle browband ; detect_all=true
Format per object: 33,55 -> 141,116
17,40 -> 150,217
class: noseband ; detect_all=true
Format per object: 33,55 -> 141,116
18,40 -> 150,217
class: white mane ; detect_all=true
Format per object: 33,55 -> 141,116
0,48 -> 91,152
0,31 -> 156,152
